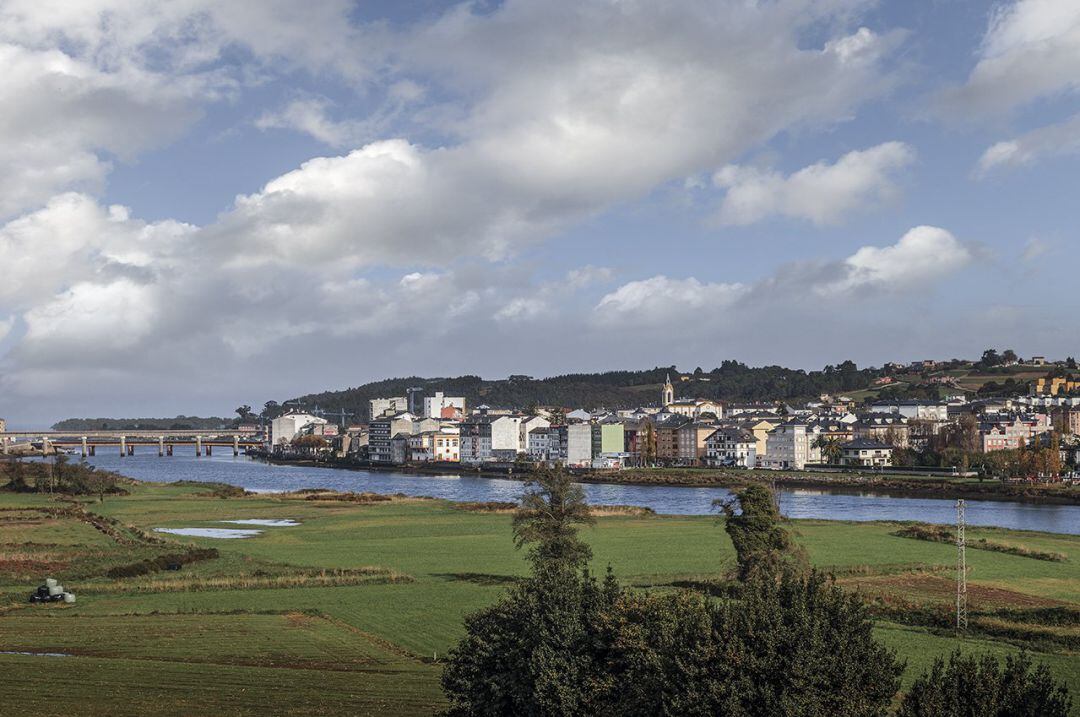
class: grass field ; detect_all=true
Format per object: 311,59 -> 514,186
1,482 -> 1077,715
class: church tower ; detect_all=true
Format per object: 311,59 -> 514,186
662,373 -> 674,407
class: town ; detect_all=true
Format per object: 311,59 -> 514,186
261,353 -> 1080,482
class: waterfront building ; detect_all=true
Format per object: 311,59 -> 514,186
369,397 -> 408,419
271,412 -> 327,447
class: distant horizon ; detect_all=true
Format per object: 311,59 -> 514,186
5,350 -> 1065,430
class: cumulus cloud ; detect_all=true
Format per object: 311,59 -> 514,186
0,44 -> 204,218
0,1 -> 378,218
595,277 -> 747,326
595,226 -> 974,328
712,142 -> 915,225
0,0 -> 917,420
821,226 -> 974,295
945,0 -> 1080,113
976,113 -> 1080,175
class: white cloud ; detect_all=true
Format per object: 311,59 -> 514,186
595,276 -> 747,326
947,0 -> 1080,113
211,1 -> 899,272
0,193 -> 194,308
823,226 -> 974,295
0,0 -> 916,417
976,113 -> 1080,175
595,226 -> 974,327
0,1 -> 380,218
712,142 -> 915,225
0,43 -> 207,218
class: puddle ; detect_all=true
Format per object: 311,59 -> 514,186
0,651 -> 71,658
154,528 -> 263,539
218,519 -> 300,527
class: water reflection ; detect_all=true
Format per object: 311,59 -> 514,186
71,448 -> 1080,535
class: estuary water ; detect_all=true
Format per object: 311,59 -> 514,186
75,449 -> 1080,535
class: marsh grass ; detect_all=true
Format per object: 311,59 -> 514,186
83,566 -> 413,594
893,524 -> 1067,562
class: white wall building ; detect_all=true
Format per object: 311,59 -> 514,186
519,416 -> 551,453
763,421 -> 822,470
566,423 -> 593,467
423,392 -> 467,418
370,397 -> 408,419
271,413 -> 327,446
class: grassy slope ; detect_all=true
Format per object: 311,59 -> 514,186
1,483 -> 1078,715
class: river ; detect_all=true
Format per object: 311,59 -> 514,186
74,449 -> 1080,536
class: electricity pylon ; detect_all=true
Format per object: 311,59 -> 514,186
956,499 -> 968,631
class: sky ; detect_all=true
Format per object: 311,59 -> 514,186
0,0 -> 1078,427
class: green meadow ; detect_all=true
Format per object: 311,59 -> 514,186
1,482 -> 1077,715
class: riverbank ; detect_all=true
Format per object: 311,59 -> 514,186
251,453 -> 1080,506
1,482 -> 1077,716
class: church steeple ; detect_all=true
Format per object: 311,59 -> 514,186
662,373 -> 674,406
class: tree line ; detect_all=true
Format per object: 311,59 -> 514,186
441,470 -> 1072,716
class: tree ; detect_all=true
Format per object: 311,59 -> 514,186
639,421 -> 657,466
442,467 -> 609,716
898,651 -> 1070,717
981,349 -> 1002,367
716,570 -> 903,716
512,467 -> 595,571
235,405 -> 253,420
1002,349 -> 1019,365
718,484 -> 806,582
814,435 -> 843,465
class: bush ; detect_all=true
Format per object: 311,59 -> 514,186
898,651 -> 1071,717
105,548 -> 219,579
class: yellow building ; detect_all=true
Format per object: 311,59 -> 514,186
1034,377 -> 1080,396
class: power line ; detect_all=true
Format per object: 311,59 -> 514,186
956,498 -> 967,631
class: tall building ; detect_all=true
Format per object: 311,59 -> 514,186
369,397 -> 407,419
406,387 -> 425,416
423,391 -> 467,419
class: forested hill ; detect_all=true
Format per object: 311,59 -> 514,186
280,361 -> 885,421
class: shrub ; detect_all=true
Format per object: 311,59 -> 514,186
898,651 -> 1071,717
105,549 -> 219,579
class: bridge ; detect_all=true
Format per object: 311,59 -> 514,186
0,429 -> 263,458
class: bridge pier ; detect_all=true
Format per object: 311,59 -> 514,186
89,444 -> 95,456
233,436 -> 240,457
127,443 -> 134,456
158,436 -> 164,457
41,437 -> 51,455
195,436 -> 202,457
81,437 -> 88,458
206,444 -> 212,456
167,444 -> 173,456
1,438 -> 7,455
120,435 -> 127,458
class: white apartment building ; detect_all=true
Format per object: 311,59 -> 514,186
763,421 -> 823,470
423,392 -> 467,418
408,428 -> 461,462
527,427 -> 552,461
566,423 -> 593,467
519,416 -> 551,453
459,415 -> 524,463
271,413 -> 327,446
869,401 -> 949,422
704,427 -> 757,468
370,397 -> 408,419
